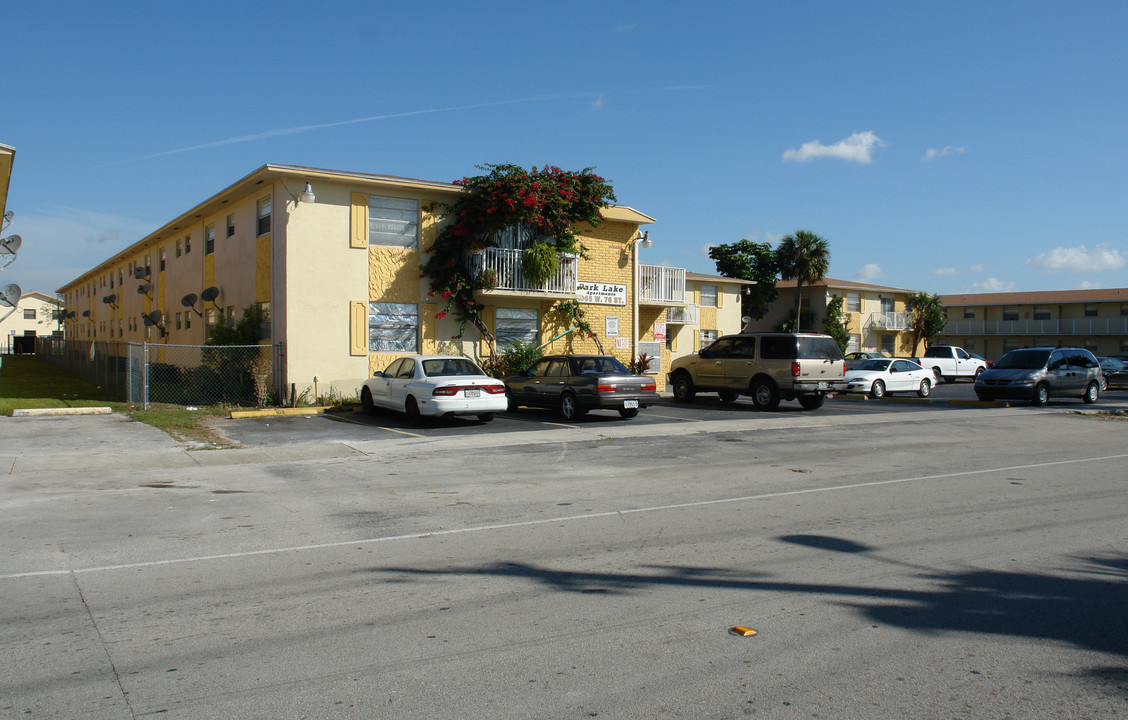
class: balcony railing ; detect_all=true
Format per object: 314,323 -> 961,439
941,318 -> 1128,336
665,304 -> 698,324
467,248 -> 578,295
866,311 -> 912,331
639,265 -> 686,305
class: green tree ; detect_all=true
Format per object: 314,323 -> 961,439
907,291 -> 947,355
206,304 -> 269,345
822,294 -> 851,352
707,239 -> 779,321
776,230 -> 831,332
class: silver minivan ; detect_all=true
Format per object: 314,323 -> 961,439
975,346 -> 1101,405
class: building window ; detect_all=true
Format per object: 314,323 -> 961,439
176,239 -> 182,258
184,234 -> 191,254
880,335 -> 895,355
496,308 -> 538,349
206,309 -> 218,327
699,284 -> 717,308
847,334 -> 860,353
700,329 -> 718,347
963,309 -> 975,319
226,305 -> 235,323
205,223 -> 215,255
175,312 -> 182,331
1002,307 -> 1019,321
226,214 -> 236,238
160,249 -> 166,271
368,195 -> 419,248
1033,307 -> 1051,320
23,308 -> 36,319
257,197 -> 272,236
846,292 -> 860,313
184,312 -> 191,329
1084,304 -> 1098,317
369,302 -> 418,352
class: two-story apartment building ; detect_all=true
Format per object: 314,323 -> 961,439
57,164 -> 693,399
1,290 -> 59,353
664,271 -> 755,362
937,288 -> 1128,360
749,278 -> 917,355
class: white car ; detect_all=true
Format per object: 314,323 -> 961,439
844,358 -> 933,399
360,355 -> 508,424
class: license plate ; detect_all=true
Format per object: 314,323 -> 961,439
623,400 -> 639,409
816,382 -> 828,390
464,388 -> 480,398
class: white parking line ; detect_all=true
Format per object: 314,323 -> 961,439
4,452 -> 1125,581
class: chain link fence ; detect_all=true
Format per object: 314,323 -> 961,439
35,339 -> 284,410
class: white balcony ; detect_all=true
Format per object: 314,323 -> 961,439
467,248 -> 578,296
639,265 -> 686,305
866,311 -> 912,331
942,318 -> 1128,336
665,304 -> 698,324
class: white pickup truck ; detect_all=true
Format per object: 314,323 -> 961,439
909,345 -> 988,383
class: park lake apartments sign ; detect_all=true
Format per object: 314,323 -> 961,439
576,282 -> 626,306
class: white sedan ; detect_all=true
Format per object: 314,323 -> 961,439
844,358 -> 933,399
360,355 -> 508,424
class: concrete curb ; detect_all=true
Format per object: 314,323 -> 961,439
229,407 -> 329,419
11,407 -> 113,417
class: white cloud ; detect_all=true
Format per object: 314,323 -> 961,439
1027,244 -> 1125,272
590,94 -> 606,111
855,263 -> 885,282
1078,280 -> 1103,289
783,131 -> 886,164
923,145 -> 966,161
933,263 -> 984,277
967,278 -> 1017,293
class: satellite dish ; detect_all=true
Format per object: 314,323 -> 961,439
102,293 -> 117,304
0,283 -> 21,307
142,310 -> 163,326
181,293 -> 198,307
0,234 -> 20,255
200,286 -> 219,303
0,283 -> 21,321
133,266 -> 149,279
137,283 -> 151,294
82,310 -> 91,317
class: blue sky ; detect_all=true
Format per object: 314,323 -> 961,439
4,1 -> 1126,298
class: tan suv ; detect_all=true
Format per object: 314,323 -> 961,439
668,332 -> 847,410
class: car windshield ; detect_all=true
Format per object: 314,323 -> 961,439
571,356 -> 632,375
854,359 -> 891,371
421,358 -> 486,377
994,349 -> 1051,370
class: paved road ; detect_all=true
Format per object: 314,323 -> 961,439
2,395 -> 1125,718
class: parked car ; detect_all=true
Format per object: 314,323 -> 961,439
844,358 -> 934,399
504,355 -> 659,420
668,332 -> 847,410
360,355 -> 507,424
844,351 -> 888,369
909,345 -> 988,383
1097,356 -> 1128,389
975,347 -> 1101,406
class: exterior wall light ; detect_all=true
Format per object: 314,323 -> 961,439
299,182 -> 316,203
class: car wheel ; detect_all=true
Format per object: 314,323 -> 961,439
976,394 -> 992,402
477,412 -> 495,422
1032,383 -> 1050,406
869,380 -> 886,399
718,390 -> 739,403
750,379 -> 780,411
917,378 -> 931,398
405,396 -> 422,425
1083,381 -> 1099,404
797,393 -> 825,410
671,373 -> 696,403
360,387 -> 375,415
1099,376 -> 1108,392
559,392 -> 585,421
506,389 -> 518,413
931,367 -> 944,383
618,408 -> 640,419
974,366 -> 984,379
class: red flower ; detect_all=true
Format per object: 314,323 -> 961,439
435,312 -> 447,319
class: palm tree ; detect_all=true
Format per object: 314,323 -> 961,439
906,291 -> 947,355
777,230 -> 830,331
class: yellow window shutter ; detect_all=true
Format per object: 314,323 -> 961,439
672,331 -> 678,352
717,287 -> 724,308
350,301 -> 368,355
350,193 -> 368,249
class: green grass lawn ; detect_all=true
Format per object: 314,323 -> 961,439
0,354 -> 235,445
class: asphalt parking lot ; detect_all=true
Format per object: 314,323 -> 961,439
209,379 -> 1128,448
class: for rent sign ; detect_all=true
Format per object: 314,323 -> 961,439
576,282 -> 626,306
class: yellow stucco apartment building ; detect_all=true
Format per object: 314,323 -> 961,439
57,164 -> 747,400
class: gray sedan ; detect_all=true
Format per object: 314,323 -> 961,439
504,355 -> 660,420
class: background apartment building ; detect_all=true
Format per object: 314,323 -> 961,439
938,288 -> 1128,359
